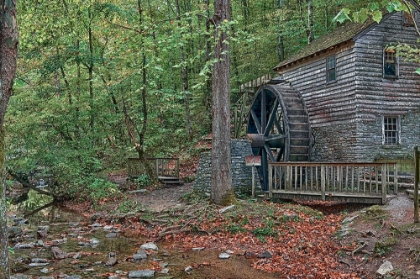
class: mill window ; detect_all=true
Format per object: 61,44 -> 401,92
383,116 -> 400,145
383,48 -> 398,78
326,56 -> 336,83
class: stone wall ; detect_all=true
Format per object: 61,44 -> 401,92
193,139 -> 258,194
311,111 -> 420,172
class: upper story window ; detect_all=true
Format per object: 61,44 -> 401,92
383,48 -> 398,78
382,116 -> 400,145
326,56 -> 336,83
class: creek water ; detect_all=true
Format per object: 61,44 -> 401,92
7,190 -> 281,279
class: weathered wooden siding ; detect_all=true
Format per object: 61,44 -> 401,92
354,12 -> 420,121
281,45 -> 357,127
352,12 -> 420,161
278,12 -> 420,162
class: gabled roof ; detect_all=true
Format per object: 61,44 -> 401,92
273,20 -> 376,72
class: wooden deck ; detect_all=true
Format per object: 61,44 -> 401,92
268,162 -> 398,204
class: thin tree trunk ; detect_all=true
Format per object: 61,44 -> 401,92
0,0 -> 18,277
88,7 -> 95,130
211,0 -> 233,205
175,0 -> 191,140
307,0 -> 314,44
204,0 -> 212,125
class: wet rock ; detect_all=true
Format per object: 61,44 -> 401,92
10,274 -> 32,279
258,250 -> 273,259
103,225 -> 114,230
8,226 -> 23,238
64,276 -> 82,279
52,238 -> 67,245
140,242 -> 158,251
109,276 -> 121,279
38,225 -> 50,232
105,252 -> 118,266
90,238 -> 100,245
191,247 -> 205,251
377,260 -> 393,276
35,240 -> 45,247
29,262 -> 49,267
218,252 -> 230,259
106,232 -> 118,238
159,268 -> 170,274
13,218 -> 28,225
128,270 -> 155,278
37,230 -> 48,238
14,242 -> 35,249
184,266 -> 193,273
69,222 -> 79,227
40,267 -> 50,274
91,222 -> 102,228
133,250 -> 148,261
51,246 -> 68,259
38,276 -> 54,279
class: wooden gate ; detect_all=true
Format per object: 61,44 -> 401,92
268,162 -> 398,204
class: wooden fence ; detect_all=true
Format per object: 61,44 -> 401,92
268,162 -> 398,204
127,157 -> 180,179
415,147 -> 419,223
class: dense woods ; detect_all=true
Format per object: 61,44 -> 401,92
6,0 -> 379,201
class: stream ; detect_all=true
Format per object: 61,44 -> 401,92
7,190 -> 281,279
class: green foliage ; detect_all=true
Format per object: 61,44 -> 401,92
86,178 -> 119,201
133,174 -> 151,188
117,200 -> 140,213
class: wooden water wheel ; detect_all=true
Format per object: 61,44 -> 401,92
247,79 -> 311,191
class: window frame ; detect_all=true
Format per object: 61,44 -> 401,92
383,48 -> 399,79
382,116 -> 400,146
326,55 -> 336,83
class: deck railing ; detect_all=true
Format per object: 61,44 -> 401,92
268,162 -> 398,204
128,157 -> 180,179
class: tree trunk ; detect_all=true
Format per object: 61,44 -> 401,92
175,0 -> 192,140
211,0 -> 234,205
0,0 -> 18,277
307,0 -> 314,44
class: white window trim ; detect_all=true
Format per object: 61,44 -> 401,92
382,115 -> 401,145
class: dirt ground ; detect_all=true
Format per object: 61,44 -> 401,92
110,174 -> 420,279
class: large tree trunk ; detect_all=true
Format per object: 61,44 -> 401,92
0,0 -> 18,277
211,0 -> 234,205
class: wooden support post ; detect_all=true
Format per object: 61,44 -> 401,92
414,147 -> 419,223
321,164 -> 325,201
394,163 -> 398,194
268,164 -> 273,199
381,165 -> 386,204
251,166 -> 255,198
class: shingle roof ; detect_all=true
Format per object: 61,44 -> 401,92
273,20 -> 376,72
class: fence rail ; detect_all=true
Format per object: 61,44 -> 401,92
128,157 -> 180,179
268,162 -> 398,204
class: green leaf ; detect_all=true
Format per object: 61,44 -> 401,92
333,9 -> 352,24
415,68 -> 420,75
372,10 -> 383,23
368,2 -> 380,11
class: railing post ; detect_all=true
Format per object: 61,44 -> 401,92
321,164 -> 325,201
393,163 -> 398,194
269,163 -> 273,199
414,147 -> 419,223
381,164 -> 386,204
